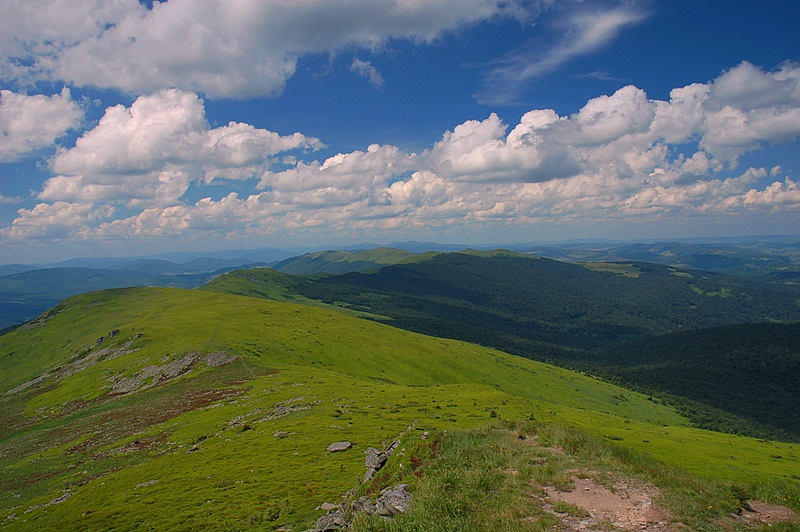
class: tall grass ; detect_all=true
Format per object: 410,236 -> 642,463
353,424 -> 558,531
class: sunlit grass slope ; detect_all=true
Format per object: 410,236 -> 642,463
1,287 -> 798,530
272,247 -> 416,275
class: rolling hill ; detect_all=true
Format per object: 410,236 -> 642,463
205,251 -> 800,354
0,260 -> 267,331
272,247 -> 416,275
202,251 -> 800,442
2,287 -> 798,530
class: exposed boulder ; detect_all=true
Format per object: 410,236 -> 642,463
316,502 -> 338,512
351,485 -> 413,520
327,441 -> 352,452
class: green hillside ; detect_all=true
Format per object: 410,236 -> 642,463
2,287 -> 798,530
202,252 -> 800,442
272,247 -> 416,275
0,261 -> 265,331
207,252 -> 800,355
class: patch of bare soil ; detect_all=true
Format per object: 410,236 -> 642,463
65,386 -> 248,456
544,476 -> 673,530
733,500 -> 798,527
542,477 -> 799,531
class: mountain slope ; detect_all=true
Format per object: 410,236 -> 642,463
272,247 -> 416,275
0,261 -> 267,330
202,252 -> 800,441
213,252 -> 800,354
2,287 -> 798,530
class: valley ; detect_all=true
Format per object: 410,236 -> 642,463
0,243 -> 799,530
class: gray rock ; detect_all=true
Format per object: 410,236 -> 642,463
351,496 -> 377,514
386,441 -> 400,455
202,351 -> 237,367
365,447 -> 387,470
375,484 -> 411,516
317,502 -> 338,512
363,468 -> 376,483
327,441 -> 352,452
315,512 -> 347,531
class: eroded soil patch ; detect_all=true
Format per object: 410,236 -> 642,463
65,385 -> 248,456
543,476 -> 672,530
733,500 -> 799,527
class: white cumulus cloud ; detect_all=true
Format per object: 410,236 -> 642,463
0,88 -> 82,162
5,61 -> 800,246
1,0 -> 531,98
42,89 -> 322,207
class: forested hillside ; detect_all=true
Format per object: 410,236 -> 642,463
586,322 -> 800,439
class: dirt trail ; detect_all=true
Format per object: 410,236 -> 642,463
543,476 -> 672,530
541,474 -> 797,530
522,435 -> 798,531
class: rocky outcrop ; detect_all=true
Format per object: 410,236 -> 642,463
314,512 -> 347,531
6,332 -> 138,396
363,440 -> 399,482
202,351 -> 237,367
314,484 -> 412,530
354,484 -> 411,517
110,350 -> 239,395
111,352 -> 198,394
311,440 -> 409,531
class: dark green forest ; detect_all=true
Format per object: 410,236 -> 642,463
293,253 -> 800,351
585,322 -> 800,440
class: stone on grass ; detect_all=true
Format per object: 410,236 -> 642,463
314,512 -> 347,531
317,502 -> 338,512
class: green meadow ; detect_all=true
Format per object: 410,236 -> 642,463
1,287 -> 798,530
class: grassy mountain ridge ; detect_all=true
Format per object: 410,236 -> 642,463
202,252 -> 800,440
272,247 -> 417,275
0,261 -> 267,330
219,252 -> 800,352
2,287 -> 798,529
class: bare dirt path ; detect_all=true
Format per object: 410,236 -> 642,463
540,475 -> 798,530
543,475 -> 672,530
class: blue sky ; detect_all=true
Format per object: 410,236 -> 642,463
1,0 -> 799,263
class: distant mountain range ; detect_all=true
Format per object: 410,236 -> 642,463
2,238 -> 799,331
